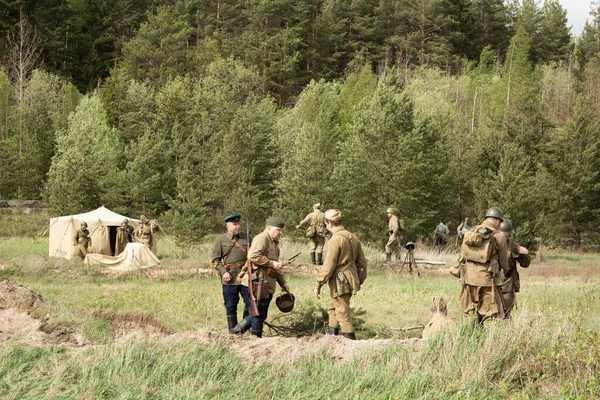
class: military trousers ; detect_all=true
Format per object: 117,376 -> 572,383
385,235 -> 402,258
73,244 -> 88,261
328,293 -> 353,333
459,284 -> 505,325
222,284 -> 251,317
250,294 -> 273,334
502,290 -> 516,319
309,235 -> 325,253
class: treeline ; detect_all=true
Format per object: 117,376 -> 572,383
1,0 -> 600,249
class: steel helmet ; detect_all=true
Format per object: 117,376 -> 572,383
499,219 -> 515,235
275,292 -> 295,313
484,207 -> 504,221
80,222 -> 88,228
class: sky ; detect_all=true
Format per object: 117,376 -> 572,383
558,0 -> 593,37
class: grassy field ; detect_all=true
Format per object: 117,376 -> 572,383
1,219 -> 600,398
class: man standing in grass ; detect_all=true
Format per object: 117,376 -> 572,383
385,207 -> 404,263
135,215 -> 154,252
115,219 -> 134,256
73,221 -> 91,260
498,219 -> 530,319
457,217 -> 472,245
233,217 -> 291,337
315,209 -> 367,340
296,203 -> 327,265
211,213 -> 252,334
459,207 -> 509,325
434,220 -> 450,252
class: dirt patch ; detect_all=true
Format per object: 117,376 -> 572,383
0,278 -> 87,347
97,312 -> 175,339
163,331 -> 425,365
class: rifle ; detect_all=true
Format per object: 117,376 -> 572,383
245,221 -> 259,317
265,252 -> 301,278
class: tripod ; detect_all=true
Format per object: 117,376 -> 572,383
399,247 -> 421,277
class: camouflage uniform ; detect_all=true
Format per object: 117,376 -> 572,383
316,210 -> 367,339
115,223 -> 134,255
385,211 -> 403,261
72,227 -> 91,260
459,219 -> 509,325
501,239 -> 530,318
297,204 -> 327,265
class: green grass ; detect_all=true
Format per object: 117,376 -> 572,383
1,233 -> 600,398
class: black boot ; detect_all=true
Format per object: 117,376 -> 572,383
242,307 -> 249,319
227,315 -> 238,334
327,326 -> 339,335
251,330 -> 262,338
317,253 -> 323,265
341,332 -> 356,340
310,252 -> 316,265
231,318 -> 251,334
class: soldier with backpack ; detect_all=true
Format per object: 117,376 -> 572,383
296,203 -> 327,265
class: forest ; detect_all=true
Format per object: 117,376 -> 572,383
1,0 -> 599,250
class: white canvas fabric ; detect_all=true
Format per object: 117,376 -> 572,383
84,243 -> 160,271
49,206 -> 140,260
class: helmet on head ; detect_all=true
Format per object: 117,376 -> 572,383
484,207 -> 504,221
80,222 -> 88,229
386,207 -> 396,214
275,292 -> 295,313
499,219 -> 515,235
122,219 -> 129,224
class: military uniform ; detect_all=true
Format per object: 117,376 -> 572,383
316,210 -> 367,339
457,219 -> 473,245
237,217 -> 288,337
501,239 -> 530,318
211,213 -> 252,333
115,224 -> 134,255
434,222 -> 450,247
135,216 -> 154,251
72,227 -> 91,260
459,219 -> 509,324
297,204 -> 327,265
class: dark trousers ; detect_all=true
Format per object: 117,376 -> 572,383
239,294 -> 272,334
223,285 -> 251,317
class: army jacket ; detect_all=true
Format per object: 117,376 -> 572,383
135,222 -> 153,241
211,231 -> 251,285
457,222 -> 473,235
73,228 -> 91,247
316,226 -> 367,298
435,223 -> 450,236
115,225 -> 134,254
298,210 -> 326,236
462,220 -> 509,287
501,239 -> 531,293
388,215 -> 401,236
244,230 -> 287,294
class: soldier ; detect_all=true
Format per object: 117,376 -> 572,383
115,219 -> 134,255
498,219 -> 530,320
434,220 -> 450,251
232,217 -> 291,338
296,203 -> 327,265
211,213 -> 252,334
385,207 -> 404,263
456,217 -> 473,245
135,215 -> 154,252
459,207 -> 509,325
422,297 -> 454,339
73,221 -> 91,260
314,209 -> 367,340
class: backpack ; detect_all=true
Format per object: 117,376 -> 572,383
461,226 -> 495,263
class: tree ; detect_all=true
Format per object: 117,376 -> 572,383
533,0 -> 572,65
45,95 -> 123,214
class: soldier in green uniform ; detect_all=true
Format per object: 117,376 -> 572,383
314,209 -> 367,340
73,221 -> 91,260
434,220 -> 450,251
459,207 -> 509,325
296,203 -> 327,265
498,219 -> 530,320
385,207 -> 404,263
232,217 -> 291,337
211,213 -> 252,333
456,217 -> 472,245
135,215 -> 154,251
115,219 -> 134,256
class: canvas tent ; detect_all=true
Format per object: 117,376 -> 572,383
84,243 -> 160,271
49,206 -> 140,260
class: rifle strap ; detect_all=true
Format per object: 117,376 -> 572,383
223,234 -> 247,265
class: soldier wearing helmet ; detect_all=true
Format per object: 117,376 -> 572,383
135,215 -> 155,254
296,203 -> 327,265
498,219 -> 530,319
458,207 -> 509,325
385,207 -> 404,263
72,221 -> 92,260
115,218 -> 134,256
